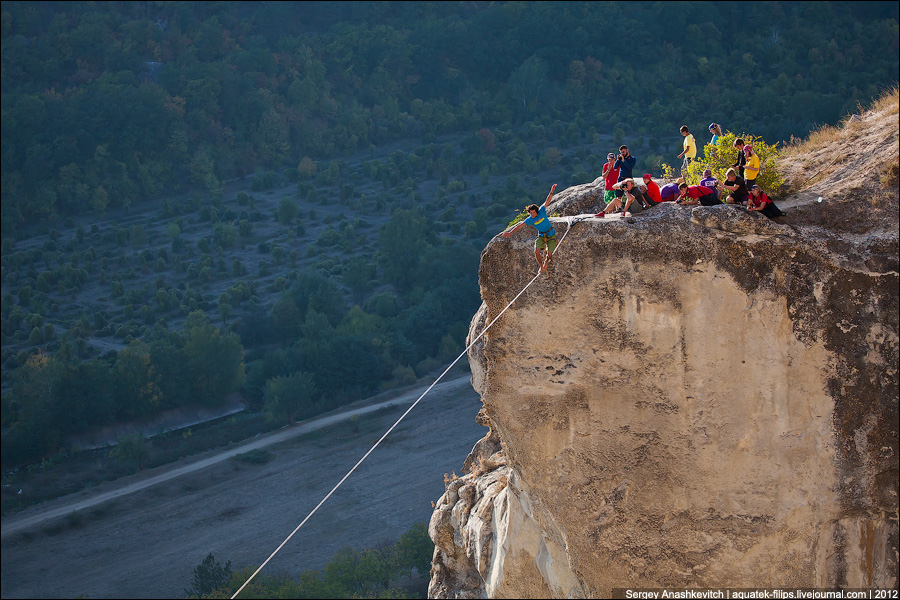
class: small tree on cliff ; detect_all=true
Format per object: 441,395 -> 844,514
663,132 -> 784,192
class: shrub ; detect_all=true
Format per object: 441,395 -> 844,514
213,223 -> 238,249
662,132 -> 784,193
278,196 -> 299,225
297,156 -> 318,178
232,449 -> 273,465
110,433 -> 150,470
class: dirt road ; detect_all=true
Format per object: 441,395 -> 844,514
1,376 -> 485,599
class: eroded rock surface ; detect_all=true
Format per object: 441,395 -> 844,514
429,174 -> 898,597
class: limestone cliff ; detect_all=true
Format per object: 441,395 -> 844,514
428,100 -> 899,597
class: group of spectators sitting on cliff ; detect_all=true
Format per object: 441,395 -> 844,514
598,126 -> 783,219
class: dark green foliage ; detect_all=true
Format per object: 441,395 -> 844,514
264,371 -> 319,424
3,0 -> 898,474
3,2 -> 897,231
183,311 -> 245,407
110,433 -> 150,470
185,553 -> 232,599
277,196 -> 299,225
1,314 -> 246,469
396,522 -> 434,577
201,522 -> 431,598
378,208 -> 434,292
231,449 -> 273,465
342,256 -> 376,301
212,223 -> 238,249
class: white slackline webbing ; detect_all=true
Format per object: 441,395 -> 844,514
231,216 -> 583,598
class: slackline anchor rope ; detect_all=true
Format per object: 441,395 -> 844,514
231,215 -> 583,599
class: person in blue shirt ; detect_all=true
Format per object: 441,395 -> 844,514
708,123 -> 722,146
612,145 -> 637,203
502,184 -> 558,274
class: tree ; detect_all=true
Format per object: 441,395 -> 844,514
396,522 -> 433,577
218,300 -> 232,326
377,208 -> 432,292
264,371 -> 318,424
507,55 -> 549,120
115,340 -> 161,419
342,256 -> 375,301
183,311 -> 246,407
212,223 -> 237,248
277,196 -> 299,225
297,156 -> 317,178
91,185 -> 109,214
110,432 -> 150,470
185,553 -> 232,598
6,353 -> 66,462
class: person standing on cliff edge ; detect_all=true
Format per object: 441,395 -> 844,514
502,184 -> 558,275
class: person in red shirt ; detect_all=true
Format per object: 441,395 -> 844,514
675,183 -> 719,206
747,185 -> 784,218
640,174 -> 662,204
601,153 -> 619,207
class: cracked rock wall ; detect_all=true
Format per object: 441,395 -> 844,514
429,197 -> 898,598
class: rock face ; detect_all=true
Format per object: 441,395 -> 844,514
429,187 -> 898,597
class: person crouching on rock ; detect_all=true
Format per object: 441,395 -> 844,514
502,184 -> 558,274
747,185 -> 784,218
641,173 -> 662,205
719,168 -> 750,206
603,178 -> 648,216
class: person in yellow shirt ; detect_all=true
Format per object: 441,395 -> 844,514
743,144 -> 760,188
677,125 -> 696,175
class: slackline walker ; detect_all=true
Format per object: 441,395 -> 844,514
231,214 -> 588,599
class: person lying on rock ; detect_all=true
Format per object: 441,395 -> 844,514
675,182 -> 719,206
747,185 -> 784,218
658,180 -> 682,202
502,183 -> 558,274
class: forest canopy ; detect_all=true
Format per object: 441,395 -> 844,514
2,1 -> 898,231
1,1 -> 899,472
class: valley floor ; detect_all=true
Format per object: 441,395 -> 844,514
0,376 -> 484,599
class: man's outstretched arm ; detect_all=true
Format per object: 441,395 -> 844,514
543,183 -> 558,209
501,220 -> 527,238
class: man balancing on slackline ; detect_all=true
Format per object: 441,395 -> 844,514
502,183 -> 558,275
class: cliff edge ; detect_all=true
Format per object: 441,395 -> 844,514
428,93 -> 899,597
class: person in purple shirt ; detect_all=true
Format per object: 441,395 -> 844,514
659,182 -> 681,202
699,169 -> 721,202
